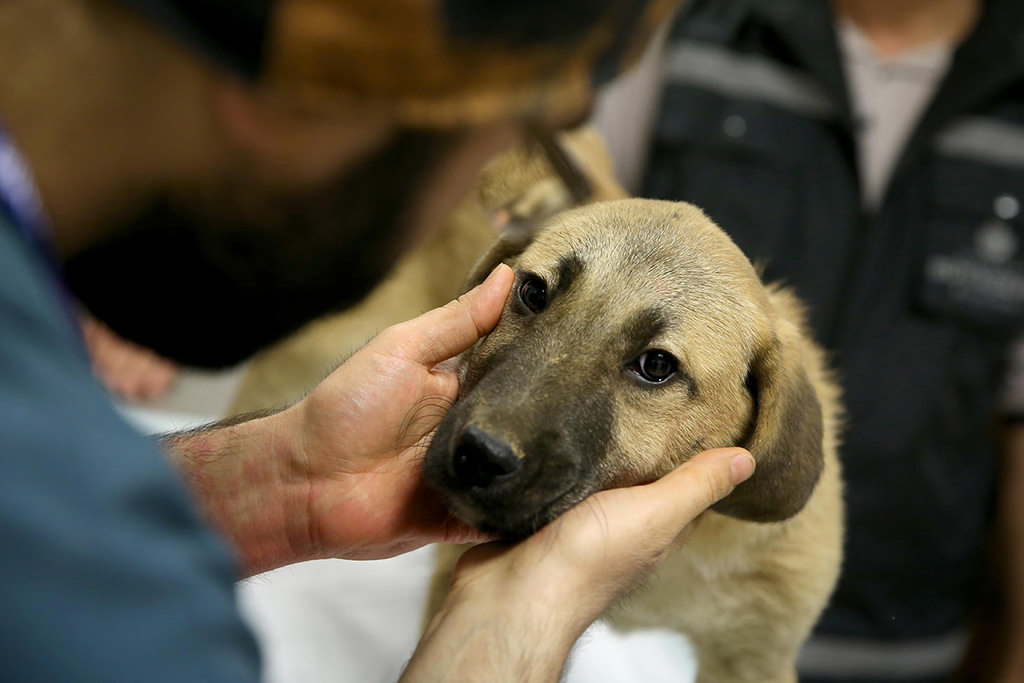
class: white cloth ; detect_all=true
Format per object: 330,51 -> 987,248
237,548 -> 698,683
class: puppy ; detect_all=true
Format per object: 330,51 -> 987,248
423,199 -> 843,683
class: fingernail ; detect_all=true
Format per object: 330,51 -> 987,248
483,263 -> 511,285
730,451 -> 756,485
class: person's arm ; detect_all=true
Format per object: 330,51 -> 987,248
400,448 -> 755,683
162,408 -> 317,577
163,264 -> 515,577
995,423 -> 1024,681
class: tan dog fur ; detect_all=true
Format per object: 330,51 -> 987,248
424,200 -> 843,683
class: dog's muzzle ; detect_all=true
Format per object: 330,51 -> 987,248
451,425 -> 523,488
424,419 -> 596,538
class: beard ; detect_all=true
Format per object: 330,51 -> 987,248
64,129 -> 462,368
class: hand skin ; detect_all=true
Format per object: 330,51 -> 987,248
164,264 -> 516,577
82,315 -> 178,401
400,447 -> 756,683
992,423 -> 1024,682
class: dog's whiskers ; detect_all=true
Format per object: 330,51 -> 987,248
397,395 -> 455,450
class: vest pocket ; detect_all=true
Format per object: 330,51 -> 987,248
916,155 -> 1024,332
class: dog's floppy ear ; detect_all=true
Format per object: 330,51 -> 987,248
462,219 -> 539,291
713,325 -> 825,522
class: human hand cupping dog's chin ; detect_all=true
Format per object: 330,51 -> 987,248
401,447 -> 755,683
459,447 -> 754,619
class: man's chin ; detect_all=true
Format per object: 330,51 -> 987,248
64,128 -> 465,368
65,221 -> 395,368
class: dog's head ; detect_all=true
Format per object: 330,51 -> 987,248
423,199 -> 824,537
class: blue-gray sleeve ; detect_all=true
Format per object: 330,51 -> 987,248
0,223 -> 262,681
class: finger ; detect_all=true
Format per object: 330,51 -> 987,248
439,516 -> 495,546
138,357 -> 177,399
384,264 -> 515,366
645,448 -> 755,528
148,361 -> 178,396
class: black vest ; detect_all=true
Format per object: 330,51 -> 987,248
644,0 -> 1024,641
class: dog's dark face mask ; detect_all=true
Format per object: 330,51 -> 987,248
64,130 -> 461,368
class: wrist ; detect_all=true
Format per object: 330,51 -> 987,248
164,407 -> 314,576
455,537 -> 623,636
403,578 -> 582,683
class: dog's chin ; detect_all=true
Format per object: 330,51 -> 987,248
447,489 -> 592,540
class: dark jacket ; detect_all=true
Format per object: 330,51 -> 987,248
644,0 -> 1024,654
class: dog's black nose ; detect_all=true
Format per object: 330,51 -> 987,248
452,426 -> 522,488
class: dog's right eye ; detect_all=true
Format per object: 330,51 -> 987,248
632,349 -> 679,384
518,276 -> 548,313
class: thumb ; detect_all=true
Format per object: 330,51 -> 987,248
647,448 -> 755,528
383,264 -> 515,366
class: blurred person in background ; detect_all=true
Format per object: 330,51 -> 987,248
0,0 -> 757,681
595,0 -> 1024,680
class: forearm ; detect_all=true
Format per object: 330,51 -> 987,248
400,583 -> 585,683
162,406 -> 314,577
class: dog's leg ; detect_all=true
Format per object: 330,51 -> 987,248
689,628 -> 801,683
611,535 -> 827,683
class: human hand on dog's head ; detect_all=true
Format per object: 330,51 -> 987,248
402,448 -> 755,682
279,263 -> 517,562
168,264 -> 514,576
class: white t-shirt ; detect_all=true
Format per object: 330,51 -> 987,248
837,19 -> 952,209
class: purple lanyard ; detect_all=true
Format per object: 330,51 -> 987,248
0,125 -> 83,344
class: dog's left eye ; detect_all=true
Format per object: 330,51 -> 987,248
632,350 -> 678,384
